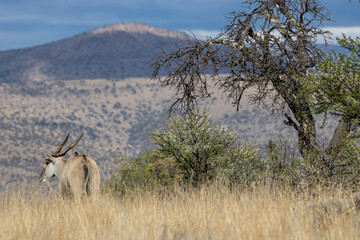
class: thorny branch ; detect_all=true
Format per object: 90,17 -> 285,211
151,0 -> 336,159
152,0 -> 331,113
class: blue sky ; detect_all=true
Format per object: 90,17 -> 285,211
0,0 -> 359,51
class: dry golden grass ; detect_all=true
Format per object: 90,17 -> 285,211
1,184 -> 359,240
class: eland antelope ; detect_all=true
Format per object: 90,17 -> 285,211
38,132 -> 100,198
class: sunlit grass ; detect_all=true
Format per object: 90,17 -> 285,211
0,184 -> 359,239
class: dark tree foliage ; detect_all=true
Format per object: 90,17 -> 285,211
152,0 -> 337,160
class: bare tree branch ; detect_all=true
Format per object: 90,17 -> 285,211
152,0 -> 333,158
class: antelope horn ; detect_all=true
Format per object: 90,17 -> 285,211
52,131 -> 71,156
52,133 -> 84,157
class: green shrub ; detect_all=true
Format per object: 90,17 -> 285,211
103,150 -> 180,194
300,136 -> 360,188
149,109 -> 237,186
218,143 -> 263,187
264,139 -> 302,187
105,109 -> 262,191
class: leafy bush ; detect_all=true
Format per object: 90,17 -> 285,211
219,143 -> 263,186
262,137 -> 360,189
264,139 -> 302,187
103,150 -> 180,194
149,109 -> 237,186
105,109 -> 262,191
300,136 -> 360,188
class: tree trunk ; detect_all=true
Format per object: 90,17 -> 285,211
291,104 -> 318,158
287,101 -> 352,173
273,77 -> 318,159
325,117 -> 351,154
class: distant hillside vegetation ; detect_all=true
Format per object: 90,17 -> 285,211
0,22 -> 188,84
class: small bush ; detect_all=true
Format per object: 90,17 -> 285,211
149,109 -> 238,186
103,150 -> 180,194
218,143 -> 264,186
264,139 -> 303,187
106,110 -> 262,191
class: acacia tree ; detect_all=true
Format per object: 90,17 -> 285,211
152,0 -> 340,161
302,35 -> 360,154
301,35 -> 360,180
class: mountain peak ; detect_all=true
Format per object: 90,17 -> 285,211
0,22 -> 189,83
90,22 -> 188,39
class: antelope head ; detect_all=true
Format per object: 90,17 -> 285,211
38,132 -> 83,182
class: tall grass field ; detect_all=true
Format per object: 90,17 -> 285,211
1,184 -> 360,239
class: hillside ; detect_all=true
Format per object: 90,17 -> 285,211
0,77 -> 339,191
0,22 -> 188,84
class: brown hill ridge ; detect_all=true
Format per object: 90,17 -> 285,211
0,22 -> 188,84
